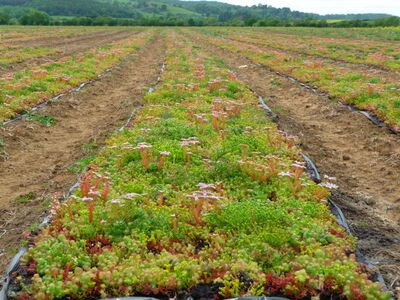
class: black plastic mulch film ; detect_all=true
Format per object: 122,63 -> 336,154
0,68 -> 388,300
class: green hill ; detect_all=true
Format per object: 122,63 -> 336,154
0,0 -> 200,19
0,0 -> 395,26
0,0 -> 392,20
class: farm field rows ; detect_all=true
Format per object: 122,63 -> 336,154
0,26 -> 108,44
191,28 -> 400,131
0,27 -> 134,70
0,27 -> 165,288
183,28 -> 400,294
4,31 -> 391,300
0,27 -> 399,299
253,27 -> 400,41
0,28 -> 149,121
207,28 -> 400,71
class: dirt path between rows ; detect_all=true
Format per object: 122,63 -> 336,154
188,33 -> 400,294
0,29 -> 139,77
0,34 -> 165,276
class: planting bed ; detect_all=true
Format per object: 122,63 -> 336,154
0,28 -> 149,122
3,34 -> 391,299
183,29 -> 400,296
193,28 -> 400,132
0,30 -> 164,282
0,27 -> 131,76
0,27 -> 106,45
208,27 -> 400,71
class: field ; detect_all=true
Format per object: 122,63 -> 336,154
0,26 -> 399,299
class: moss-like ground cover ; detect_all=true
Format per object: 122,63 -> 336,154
13,35 -> 390,300
0,29 -> 150,122
209,28 -> 400,71
192,29 -> 400,132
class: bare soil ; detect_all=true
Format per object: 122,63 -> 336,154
0,35 -> 165,276
189,32 -> 400,294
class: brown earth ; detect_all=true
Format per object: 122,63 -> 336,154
0,33 -> 165,276
0,29 -> 140,77
187,31 -> 400,295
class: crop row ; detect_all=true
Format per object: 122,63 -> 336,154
207,27 -> 400,71
0,26 -> 112,45
0,45 -> 60,67
254,26 -> 400,41
10,33 -> 390,299
0,30 -> 154,122
190,29 -> 400,131
0,28 -> 139,76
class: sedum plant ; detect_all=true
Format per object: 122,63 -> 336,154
11,34 -> 391,300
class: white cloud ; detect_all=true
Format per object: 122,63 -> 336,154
214,0 -> 400,16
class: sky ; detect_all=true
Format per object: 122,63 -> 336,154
212,0 -> 400,16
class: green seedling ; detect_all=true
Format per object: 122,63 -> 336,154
26,113 -> 56,127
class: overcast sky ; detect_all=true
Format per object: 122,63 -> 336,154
213,0 -> 400,16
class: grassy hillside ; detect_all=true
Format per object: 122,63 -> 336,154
0,0 -> 199,19
0,0 -> 392,20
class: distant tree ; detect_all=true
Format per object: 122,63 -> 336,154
19,9 -> 50,25
93,16 -> 113,25
8,17 -> 18,25
381,16 -> 400,26
244,17 -> 258,26
75,16 -> 92,26
0,12 -> 10,24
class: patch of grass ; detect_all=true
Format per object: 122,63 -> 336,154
68,141 -> 99,174
28,221 -> 40,233
272,105 -> 290,115
82,140 -> 98,153
25,113 -> 56,127
41,197 -> 53,209
270,79 -> 282,86
68,154 -> 97,174
13,192 -> 36,204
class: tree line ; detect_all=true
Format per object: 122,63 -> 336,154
0,8 -> 399,27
